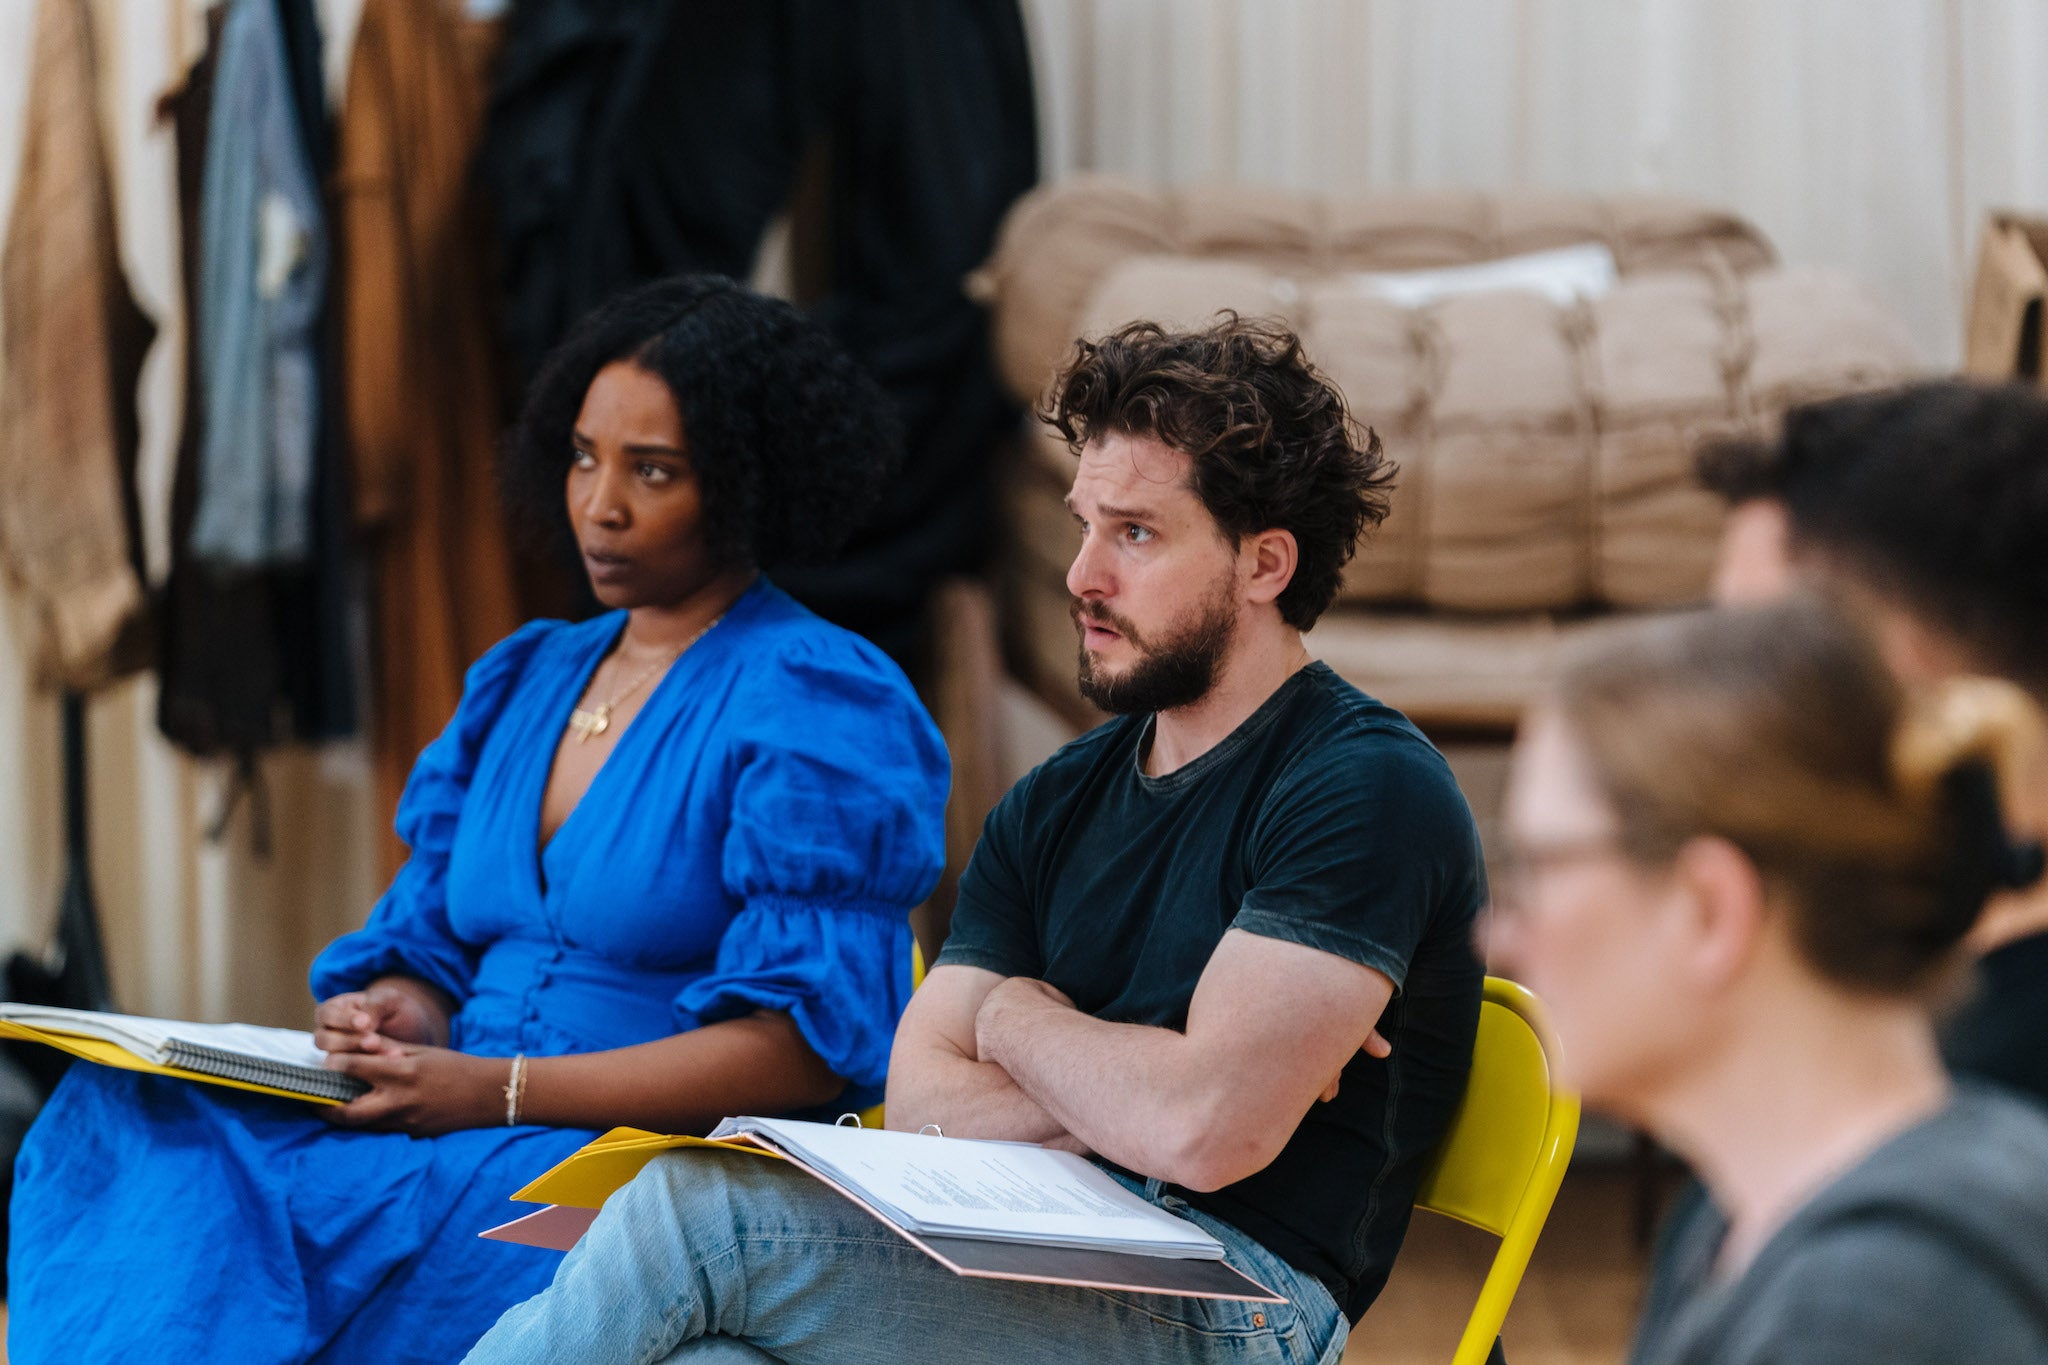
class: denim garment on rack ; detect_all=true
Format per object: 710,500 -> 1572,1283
189,0 -> 326,568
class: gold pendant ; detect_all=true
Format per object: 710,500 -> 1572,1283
567,705 -> 611,743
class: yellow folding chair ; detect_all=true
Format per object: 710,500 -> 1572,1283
1412,976 -> 1580,1365
856,941 -> 927,1129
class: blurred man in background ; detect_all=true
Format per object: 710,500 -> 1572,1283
1696,380 -> 2048,1102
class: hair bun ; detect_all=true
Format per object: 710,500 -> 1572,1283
1892,680 -> 2047,937
1891,677 -> 2045,803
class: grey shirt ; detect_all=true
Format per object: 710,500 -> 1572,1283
1631,1087 -> 2048,1365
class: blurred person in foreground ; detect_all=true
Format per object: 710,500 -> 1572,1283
1697,381 -> 2048,1103
5,276 -> 948,1363
468,316 -> 1486,1364
1494,599 -> 2048,1364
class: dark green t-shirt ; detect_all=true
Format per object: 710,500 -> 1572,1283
937,662 -> 1485,1320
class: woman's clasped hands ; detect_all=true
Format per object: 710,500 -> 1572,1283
312,976 -> 509,1136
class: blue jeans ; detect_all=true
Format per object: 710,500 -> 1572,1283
466,1150 -> 1349,1364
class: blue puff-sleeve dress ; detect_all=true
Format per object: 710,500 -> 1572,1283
7,581 -> 948,1364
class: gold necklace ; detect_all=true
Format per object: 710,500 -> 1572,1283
565,613 -> 723,744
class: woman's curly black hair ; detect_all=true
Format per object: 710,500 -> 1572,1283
1039,314 -> 1395,631
502,274 -> 902,573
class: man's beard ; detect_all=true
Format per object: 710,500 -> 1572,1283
1073,586 -> 1237,716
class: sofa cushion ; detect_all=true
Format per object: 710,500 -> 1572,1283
984,181 -> 1922,727
1302,610 -> 1599,731
971,176 -> 1782,406
1031,254 -> 1914,613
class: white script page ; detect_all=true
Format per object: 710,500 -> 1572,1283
722,1119 -> 1222,1256
0,1005 -> 329,1069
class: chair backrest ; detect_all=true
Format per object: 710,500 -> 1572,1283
1414,976 -> 1581,1365
857,941 -> 928,1130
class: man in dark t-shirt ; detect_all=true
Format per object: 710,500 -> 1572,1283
933,658 -> 1484,1324
471,316 -> 1485,1365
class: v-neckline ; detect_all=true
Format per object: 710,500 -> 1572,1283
526,582 -> 758,895
530,615 -> 674,892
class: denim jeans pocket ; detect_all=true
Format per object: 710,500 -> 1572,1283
1090,1182 -> 1345,1365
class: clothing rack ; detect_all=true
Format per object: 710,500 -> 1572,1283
1,694 -> 114,1101
48,693 -> 112,1013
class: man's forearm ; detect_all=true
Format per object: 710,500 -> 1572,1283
977,984 -> 1223,1184
884,1040 -> 1076,1145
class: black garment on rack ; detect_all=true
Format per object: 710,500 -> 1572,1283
273,0 -> 360,745
479,0 -> 1038,662
156,0 -> 357,773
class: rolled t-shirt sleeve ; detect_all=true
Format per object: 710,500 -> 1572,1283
1233,732 -> 1483,991
935,771 -> 1045,980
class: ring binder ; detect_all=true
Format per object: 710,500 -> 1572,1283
482,1119 -> 1286,1304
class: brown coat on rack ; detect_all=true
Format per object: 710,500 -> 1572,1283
334,0 -> 526,874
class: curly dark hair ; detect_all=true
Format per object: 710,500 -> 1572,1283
1696,381 -> 2048,703
1037,314 -> 1394,631
1693,435 -> 1786,505
502,274 -> 902,573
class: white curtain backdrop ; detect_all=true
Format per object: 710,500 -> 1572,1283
1022,0 -> 2048,369
1,0 -> 2044,1025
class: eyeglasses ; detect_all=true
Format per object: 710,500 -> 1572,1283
1489,834 -> 1623,918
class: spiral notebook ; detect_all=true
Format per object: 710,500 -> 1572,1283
0,1004 -> 367,1104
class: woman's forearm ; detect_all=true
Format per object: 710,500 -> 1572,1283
514,1010 -> 847,1133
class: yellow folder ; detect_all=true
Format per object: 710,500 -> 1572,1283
489,1121 -> 1284,1303
0,1019 -> 350,1106
509,1127 -> 782,1209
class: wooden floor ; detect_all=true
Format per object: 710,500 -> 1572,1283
1344,1167 -> 1647,1365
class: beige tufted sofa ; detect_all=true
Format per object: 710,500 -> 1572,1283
971,176 -> 1920,743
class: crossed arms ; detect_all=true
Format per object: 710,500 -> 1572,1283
884,928 -> 1395,1192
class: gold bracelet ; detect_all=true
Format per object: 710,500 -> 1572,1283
504,1053 -> 528,1126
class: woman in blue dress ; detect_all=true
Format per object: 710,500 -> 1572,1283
7,276 -> 950,1363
